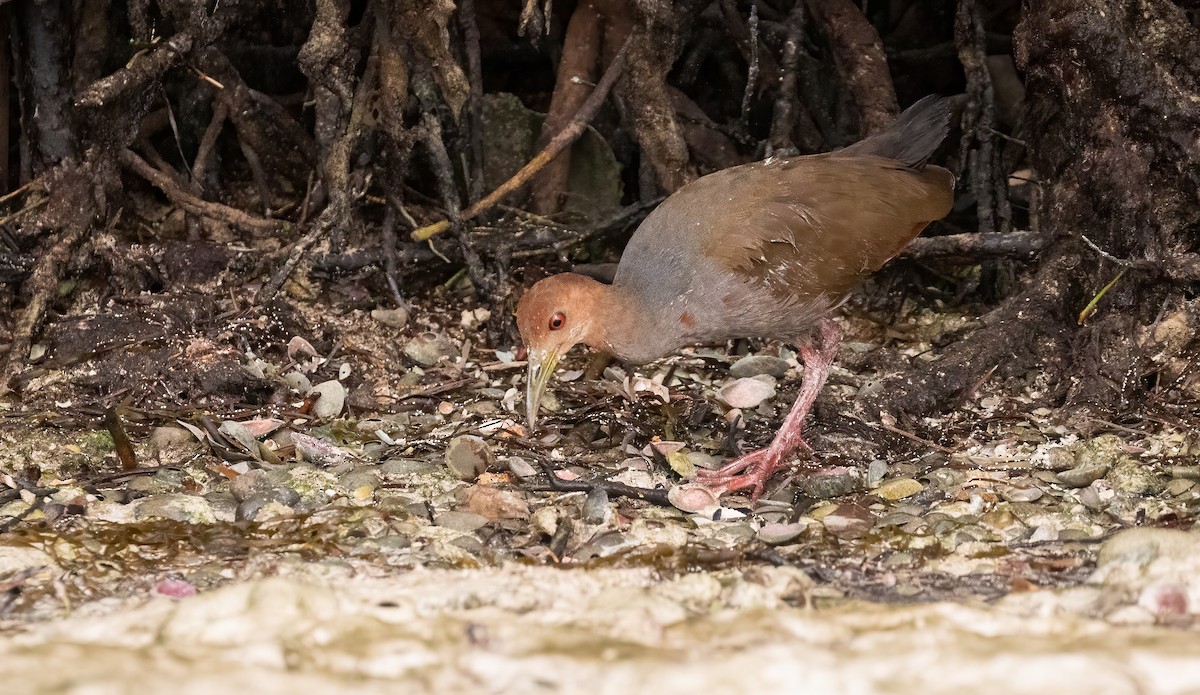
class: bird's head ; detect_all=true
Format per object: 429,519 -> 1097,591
515,272 -> 608,429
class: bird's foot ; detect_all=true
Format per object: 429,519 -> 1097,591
694,441 -> 810,501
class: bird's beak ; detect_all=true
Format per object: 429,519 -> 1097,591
525,348 -> 559,430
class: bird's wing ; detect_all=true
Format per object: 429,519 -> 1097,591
700,155 -> 954,304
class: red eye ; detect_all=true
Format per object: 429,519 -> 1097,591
548,312 -> 566,331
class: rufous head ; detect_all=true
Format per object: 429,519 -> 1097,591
515,273 -> 607,429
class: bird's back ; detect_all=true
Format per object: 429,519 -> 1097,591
613,97 -> 955,346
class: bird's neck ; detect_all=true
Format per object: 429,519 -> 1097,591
589,283 -> 674,365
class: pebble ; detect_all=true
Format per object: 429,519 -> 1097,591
370,307 -> 410,329
797,467 -> 863,499
718,377 -> 776,409
506,456 -> 538,478
433,510 -> 489,533
379,459 -> 441,480
1055,462 -> 1109,488
403,332 -> 457,366
582,487 -> 610,525
237,498 -> 294,522
1165,478 -> 1195,496
875,478 -> 924,501
204,492 -> 239,522
1106,460 -> 1168,496
757,522 -> 806,546
308,380 -> 347,419
230,469 -> 272,502
729,354 -> 790,379
821,503 -> 874,540
134,494 -> 216,524
149,426 -> 198,452
866,459 -> 888,488
445,435 -> 494,481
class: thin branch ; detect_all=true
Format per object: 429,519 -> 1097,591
119,149 -> 284,232
411,35 -> 633,241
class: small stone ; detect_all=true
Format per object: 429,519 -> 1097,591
230,469 -> 272,502
667,483 -> 721,514
729,354 -> 790,379
308,380 -> 347,419
875,478 -> 924,501
866,459 -> 888,488
445,435 -> 494,481
796,467 -> 863,499
149,426 -> 198,452
204,492 -> 238,522
531,507 -> 559,536
1166,465 -> 1200,480
379,459 -> 440,479
433,510 -> 489,533
371,307 -> 410,329
582,487 -> 610,525
283,371 -> 312,393
403,331 -> 457,366
237,497 -> 294,521
757,522 -> 806,546
1166,478 -> 1195,496
135,494 -> 216,524
822,503 -> 874,539
1107,460 -> 1168,496
717,377 -> 776,409
457,485 -> 530,520
339,468 -> 379,492
1056,462 -> 1109,488
506,456 -> 538,478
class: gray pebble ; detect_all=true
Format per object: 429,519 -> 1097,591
434,510 -> 489,533
403,331 -> 458,366
866,459 -> 888,488
757,522 -> 806,546
134,494 -> 216,524
1056,463 -> 1109,488
371,307 -> 410,329
230,469 -> 272,502
730,354 -> 791,379
582,487 -> 610,525
797,467 -> 863,499
339,468 -> 380,491
1107,460 -> 1168,495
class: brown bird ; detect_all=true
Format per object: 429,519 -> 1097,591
516,96 -> 955,500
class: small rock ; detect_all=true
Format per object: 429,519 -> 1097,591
230,469 -> 272,502
757,522 -> 806,546
718,377 -> 776,409
667,483 -> 721,514
204,492 -> 239,522
379,459 -> 440,479
866,459 -> 888,488
457,484 -> 530,520
729,354 -> 790,379
371,307 -> 410,329
532,507 -> 559,536
876,477 -> 924,501
339,468 -> 380,492
1107,460 -> 1168,496
135,494 -> 216,524
237,497 -> 294,522
445,435 -> 494,481
821,503 -> 875,539
434,510 -> 489,533
308,380 -> 347,419
797,467 -> 863,499
1166,478 -> 1195,497
283,371 -> 312,393
582,487 -> 610,525
1056,462 -> 1109,488
403,331 -> 457,366
149,426 -> 199,452
506,456 -> 538,478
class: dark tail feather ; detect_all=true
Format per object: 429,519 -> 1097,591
838,95 -> 955,168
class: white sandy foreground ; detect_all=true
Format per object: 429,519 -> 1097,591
3,527 -> 1200,694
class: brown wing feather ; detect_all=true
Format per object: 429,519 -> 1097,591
702,155 -> 954,305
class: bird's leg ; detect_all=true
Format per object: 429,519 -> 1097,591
696,319 -> 842,501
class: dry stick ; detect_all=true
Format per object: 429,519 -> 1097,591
119,149 -> 284,232
411,36 -> 632,242
902,231 -> 1047,259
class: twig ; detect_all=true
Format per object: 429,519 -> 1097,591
531,459 -> 673,506
902,231 -> 1047,259
1078,233 -> 1140,268
120,149 -> 285,232
739,4 -> 760,127
411,35 -> 633,241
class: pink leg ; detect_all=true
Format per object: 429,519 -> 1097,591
696,319 -> 842,501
